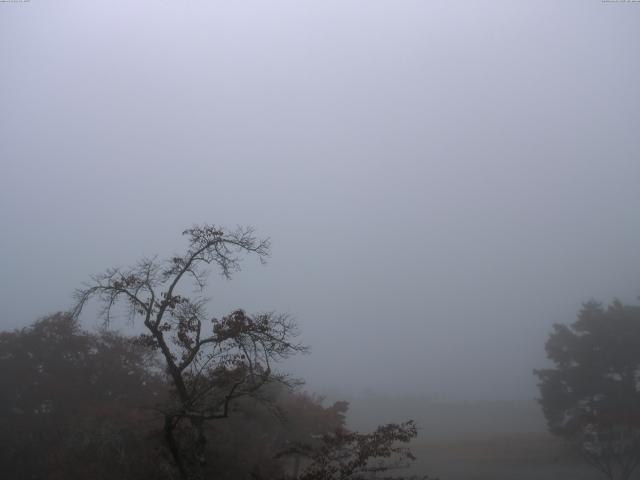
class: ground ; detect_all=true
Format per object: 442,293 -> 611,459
342,396 -> 619,480
410,432 -> 602,480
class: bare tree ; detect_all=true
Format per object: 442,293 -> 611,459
276,421 -> 432,480
72,224 -> 308,480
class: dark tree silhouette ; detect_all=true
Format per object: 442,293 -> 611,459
534,300 -> 640,480
72,224 -> 308,480
0,312 -> 169,480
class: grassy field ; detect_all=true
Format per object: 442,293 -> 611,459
342,395 -> 611,479
409,432 -> 602,480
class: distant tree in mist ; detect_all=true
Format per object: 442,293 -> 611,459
535,300 -> 640,480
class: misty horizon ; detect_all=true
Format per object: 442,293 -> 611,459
2,0 -> 639,404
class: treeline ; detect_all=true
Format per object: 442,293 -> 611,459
0,312 -> 424,480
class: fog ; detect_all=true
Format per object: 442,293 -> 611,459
1,0 -> 639,406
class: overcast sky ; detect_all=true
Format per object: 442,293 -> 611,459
1,0 -> 639,401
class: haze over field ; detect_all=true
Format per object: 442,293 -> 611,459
1,0 -> 639,404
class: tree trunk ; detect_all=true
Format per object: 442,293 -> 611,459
189,417 -> 208,480
164,415 -> 208,480
164,415 -> 187,479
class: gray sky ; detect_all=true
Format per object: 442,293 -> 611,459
1,0 -> 639,401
